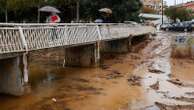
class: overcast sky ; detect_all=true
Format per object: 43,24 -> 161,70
166,0 -> 194,6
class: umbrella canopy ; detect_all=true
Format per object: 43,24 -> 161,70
99,8 -> 112,14
39,6 -> 61,13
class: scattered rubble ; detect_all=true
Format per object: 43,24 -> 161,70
150,81 -> 160,90
130,54 -> 141,60
148,68 -> 165,74
127,75 -> 142,86
100,64 -> 110,70
72,78 -> 90,83
185,92 -> 194,96
105,70 -> 123,79
167,78 -> 194,88
155,102 -> 194,110
52,98 -> 57,102
167,78 -> 183,86
168,74 -> 175,78
171,96 -> 194,103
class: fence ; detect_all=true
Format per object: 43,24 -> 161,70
0,23 -> 136,54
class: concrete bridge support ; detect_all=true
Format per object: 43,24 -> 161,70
65,43 -> 100,67
101,38 -> 132,53
0,54 -> 29,96
131,34 -> 150,46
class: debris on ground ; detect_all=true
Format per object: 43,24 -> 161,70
71,84 -> 103,95
130,54 -> 141,60
185,92 -> 194,96
127,75 -> 142,86
171,96 -> 194,103
72,78 -> 90,83
52,98 -> 57,102
105,70 -> 123,79
167,78 -> 183,86
155,102 -> 194,110
168,74 -> 175,78
148,68 -> 165,74
150,81 -> 160,90
100,64 -> 110,70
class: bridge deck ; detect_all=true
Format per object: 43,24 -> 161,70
0,23 -> 155,59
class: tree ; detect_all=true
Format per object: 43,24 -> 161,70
80,0 -> 142,22
0,0 -> 143,22
165,6 -> 193,22
0,0 -> 46,22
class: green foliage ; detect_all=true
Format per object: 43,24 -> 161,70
80,0 -> 142,22
0,0 -> 142,22
165,6 -> 193,22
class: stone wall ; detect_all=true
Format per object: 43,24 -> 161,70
171,34 -> 194,58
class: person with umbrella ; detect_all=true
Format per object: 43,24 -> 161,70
39,6 -> 61,23
46,12 -> 61,23
95,8 -> 112,23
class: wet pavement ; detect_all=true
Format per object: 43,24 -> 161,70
1,31 -> 194,110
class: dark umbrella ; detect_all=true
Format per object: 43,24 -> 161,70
39,6 -> 61,13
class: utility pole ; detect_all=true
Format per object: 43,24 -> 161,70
37,6 -> 40,23
5,7 -> 8,23
76,0 -> 80,23
4,0 -> 8,23
162,0 -> 164,24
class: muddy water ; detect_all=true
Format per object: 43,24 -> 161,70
0,49 -> 143,110
1,32 -> 194,110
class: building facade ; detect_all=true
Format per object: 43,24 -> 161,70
141,0 -> 167,14
176,1 -> 194,11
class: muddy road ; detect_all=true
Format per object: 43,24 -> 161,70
1,31 -> 194,110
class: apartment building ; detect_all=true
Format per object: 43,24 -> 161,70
176,1 -> 194,11
141,0 -> 167,14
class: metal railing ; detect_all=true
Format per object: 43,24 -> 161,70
0,23 -> 151,54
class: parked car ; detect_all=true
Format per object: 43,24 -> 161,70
160,23 -> 172,31
161,22 -> 192,32
175,22 -> 192,32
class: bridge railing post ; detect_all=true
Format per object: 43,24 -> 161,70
96,25 -> 102,62
18,27 -> 29,84
18,27 -> 28,52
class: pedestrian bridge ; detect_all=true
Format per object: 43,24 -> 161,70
0,23 -> 153,55
0,23 -> 155,96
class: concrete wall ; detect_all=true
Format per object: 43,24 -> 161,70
171,35 -> 194,58
65,44 -> 100,67
101,38 -> 131,53
0,56 -> 25,96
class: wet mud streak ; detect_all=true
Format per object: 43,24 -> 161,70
129,32 -> 194,110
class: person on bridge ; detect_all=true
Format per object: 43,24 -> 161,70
46,13 -> 61,23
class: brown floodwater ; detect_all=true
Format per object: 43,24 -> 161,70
0,48 -> 143,110
1,31 -> 194,110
